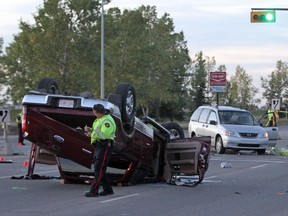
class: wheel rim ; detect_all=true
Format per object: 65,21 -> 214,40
169,129 -> 180,139
216,138 -> 222,153
48,86 -> 58,94
125,90 -> 134,116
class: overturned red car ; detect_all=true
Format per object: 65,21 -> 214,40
21,78 -> 211,185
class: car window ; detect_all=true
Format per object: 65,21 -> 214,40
191,108 -> 203,121
198,108 -> 210,123
218,110 -> 257,125
207,111 -> 217,124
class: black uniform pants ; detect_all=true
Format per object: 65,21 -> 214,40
17,123 -> 23,144
89,141 -> 113,194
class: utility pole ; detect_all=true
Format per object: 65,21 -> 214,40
100,0 -> 105,99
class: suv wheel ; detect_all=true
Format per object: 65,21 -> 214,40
128,164 -> 149,185
115,83 -> 136,132
216,136 -> 225,154
161,122 -> 185,139
37,77 -> 60,94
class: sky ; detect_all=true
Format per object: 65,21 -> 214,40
1,0 -> 288,105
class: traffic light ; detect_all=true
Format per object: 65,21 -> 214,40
250,11 -> 276,23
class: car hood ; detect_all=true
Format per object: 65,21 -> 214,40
220,124 -> 266,133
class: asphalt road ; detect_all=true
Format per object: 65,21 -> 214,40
0,127 -> 288,216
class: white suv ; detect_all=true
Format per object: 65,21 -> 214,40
188,105 -> 278,154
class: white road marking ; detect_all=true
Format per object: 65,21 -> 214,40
211,158 -> 288,164
250,164 -> 268,169
203,176 -> 222,183
204,175 -> 218,180
202,179 -> 222,183
12,187 -> 28,190
0,176 -> 15,179
100,193 -> 140,203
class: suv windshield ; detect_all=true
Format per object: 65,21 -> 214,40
218,111 -> 258,125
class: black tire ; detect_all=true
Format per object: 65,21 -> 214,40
216,136 -> 225,154
115,83 -> 136,129
37,77 -> 60,94
129,141 -> 166,185
161,122 -> 185,139
128,165 -> 149,185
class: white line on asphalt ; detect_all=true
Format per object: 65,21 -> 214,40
202,176 -> 221,183
0,176 -> 15,179
211,158 -> 288,164
205,175 -> 218,180
202,179 -> 222,183
250,164 -> 268,169
100,193 -> 140,203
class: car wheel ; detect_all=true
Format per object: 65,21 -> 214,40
216,136 -> 225,154
128,164 -> 149,185
115,83 -> 136,130
161,122 -> 185,139
37,77 -> 60,94
256,149 -> 266,155
129,139 -> 166,185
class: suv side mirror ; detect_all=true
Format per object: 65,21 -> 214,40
209,120 -> 217,125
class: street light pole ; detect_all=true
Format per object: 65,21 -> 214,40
100,0 -> 105,99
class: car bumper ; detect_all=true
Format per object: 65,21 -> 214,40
222,136 -> 269,150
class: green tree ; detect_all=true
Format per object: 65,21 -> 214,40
2,2 -> 190,120
105,5 -> 190,118
0,37 -> 9,104
3,0 -> 108,104
188,51 -> 215,110
230,65 -> 259,109
261,60 -> 288,103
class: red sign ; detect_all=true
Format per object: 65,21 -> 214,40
210,72 -> 226,86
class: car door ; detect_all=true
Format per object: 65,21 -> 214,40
263,126 -> 279,147
204,110 -> 218,144
197,108 -> 211,137
25,108 -> 94,168
163,136 -> 211,184
257,112 -> 279,147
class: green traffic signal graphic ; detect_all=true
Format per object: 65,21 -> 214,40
251,11 -> 276,23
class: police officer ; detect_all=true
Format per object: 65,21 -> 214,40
84,104 -> 116,197
266,103 -> 276,126
16,112 -> 24,146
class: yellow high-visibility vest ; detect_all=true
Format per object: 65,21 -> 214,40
267,109 -> 274,120
90,114 -> 116,144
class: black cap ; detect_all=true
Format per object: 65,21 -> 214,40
93,104 -> 106,114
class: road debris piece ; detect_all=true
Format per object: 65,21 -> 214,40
220,162 -> 232,168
